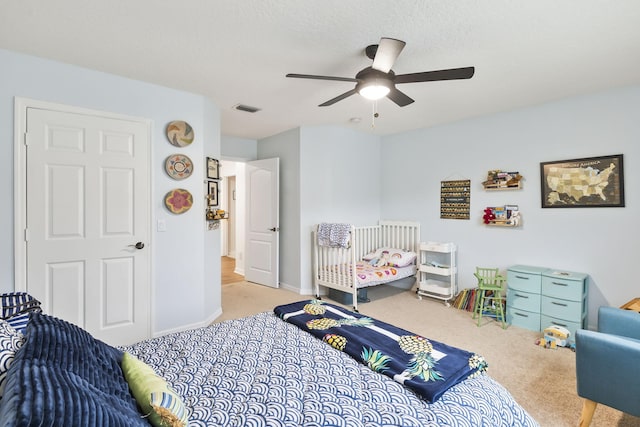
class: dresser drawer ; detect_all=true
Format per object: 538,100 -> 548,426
507,288 -> 541,312
542,275 -> 586,301
541,295 -> 583,321
541,314 -> 582,340
507,269 -> 543,293
507,306 -> 540,331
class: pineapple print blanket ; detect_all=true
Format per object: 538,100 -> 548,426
274,300 -> 488,403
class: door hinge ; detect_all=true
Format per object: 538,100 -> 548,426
24,228 -> 29,242
23,132 -> 29,146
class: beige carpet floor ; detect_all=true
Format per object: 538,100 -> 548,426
216,281 -> 640,427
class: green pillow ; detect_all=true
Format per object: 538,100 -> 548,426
121,352 -> 188,427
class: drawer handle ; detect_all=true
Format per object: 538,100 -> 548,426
552,281 -> 568,287
515,275 -> 529,280
514,312 -> 529,318
552,321 -> 568,327
515,293 -> 529,299
551,301 -> 568,307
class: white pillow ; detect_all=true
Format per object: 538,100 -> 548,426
386,249 -> 417,267
362,247 -> 417,267
362,249 -> 380,262
0,319 -> 25,396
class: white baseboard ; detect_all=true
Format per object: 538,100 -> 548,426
152,308 -> 221,338
280,281 -> 316,297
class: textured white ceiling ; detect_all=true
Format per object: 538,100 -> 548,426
1,1 -> 639,139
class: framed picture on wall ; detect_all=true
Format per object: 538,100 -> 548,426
206,157 -> 219,180
540,154 -> 624,208
207,180 -> 219,206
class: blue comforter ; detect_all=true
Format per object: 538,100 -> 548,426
274,300 -> 487,403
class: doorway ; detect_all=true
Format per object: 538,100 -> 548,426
220,160 -> 244,284
218,158 -> 279,287
221,256 -> 243,284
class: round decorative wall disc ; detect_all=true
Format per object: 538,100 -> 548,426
165,154 -> 193,180
164,188 -> 193,214
166,120 -> 194,147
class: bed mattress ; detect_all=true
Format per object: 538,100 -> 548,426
122,311 -> 538,427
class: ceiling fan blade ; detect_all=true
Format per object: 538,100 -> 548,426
372,38 -> 406,73
286,73 -> 358,83
387,88 -> 414,107
395,66 -> 475,84
319,89 -> 358,106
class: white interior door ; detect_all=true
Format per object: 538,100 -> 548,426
244,158 -> 279,287
24,105 -> 150,346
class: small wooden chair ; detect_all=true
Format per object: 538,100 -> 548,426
472,267 -> 507,328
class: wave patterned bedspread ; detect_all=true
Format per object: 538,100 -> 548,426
121,311 -> 537,426
275,300 -> 487,403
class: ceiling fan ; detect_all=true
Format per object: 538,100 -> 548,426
286,37 -> 474,107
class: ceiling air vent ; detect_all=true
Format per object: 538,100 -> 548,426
233,104 -> 261,113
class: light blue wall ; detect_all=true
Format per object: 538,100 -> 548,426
1,49 -> 221,335
221,135 -> 257,161
201,98 -> 223,324
299,126 -> 382,293
381,86 -> 639,329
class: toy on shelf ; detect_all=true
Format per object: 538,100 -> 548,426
483,205 -> 521,227
510,211 -> 521,226
482,208 -> 496,224
482,170 -> 523,190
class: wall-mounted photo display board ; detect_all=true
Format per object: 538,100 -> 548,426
440,180 -> 471,220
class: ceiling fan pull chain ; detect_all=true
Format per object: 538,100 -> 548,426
372,101 -> 378,128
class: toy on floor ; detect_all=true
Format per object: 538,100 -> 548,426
536,325 -> 575,351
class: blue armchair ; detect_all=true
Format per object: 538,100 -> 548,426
575,306 -> 640,426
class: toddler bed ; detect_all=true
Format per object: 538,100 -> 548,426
0,300 -> 539,427
314,220 -> 420,310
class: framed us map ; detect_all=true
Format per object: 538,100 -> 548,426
540,154 -> 624,208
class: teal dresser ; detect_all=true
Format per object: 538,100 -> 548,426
540,269 -> 589,338
506,265 -> 547,331
506,265 -> 588,338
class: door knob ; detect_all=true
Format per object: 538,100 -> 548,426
134,242 -> 145,250
269,227 -> 280,232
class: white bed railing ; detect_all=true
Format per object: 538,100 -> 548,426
313,220 -> 420,311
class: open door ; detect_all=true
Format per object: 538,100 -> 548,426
244,158 -> 279,287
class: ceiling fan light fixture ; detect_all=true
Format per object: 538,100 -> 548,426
286,37 -> 474,108
358,81 -> 390,100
